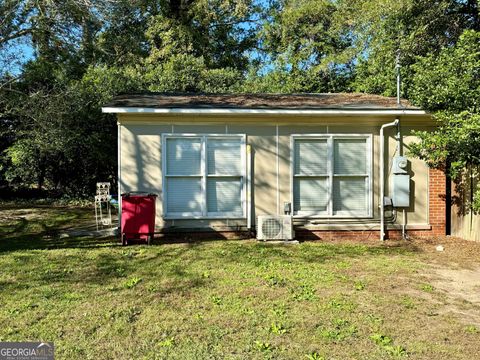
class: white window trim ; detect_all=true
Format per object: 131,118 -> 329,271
290,134 -> 373,219
162,133 -> 247,219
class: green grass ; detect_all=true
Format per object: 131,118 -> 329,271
0,206 -> 479,359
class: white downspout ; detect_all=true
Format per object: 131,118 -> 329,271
117,122 -> 122,230
380,119 -> 399,241
246,144 -> 252,232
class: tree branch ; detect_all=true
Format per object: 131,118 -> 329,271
0,28 -> 33,45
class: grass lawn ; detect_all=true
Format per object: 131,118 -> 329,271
1,206 -> 480,359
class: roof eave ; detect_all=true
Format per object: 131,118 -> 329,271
101,107 -> 427,116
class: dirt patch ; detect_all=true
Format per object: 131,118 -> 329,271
419,265 -> 480,326
433,267 -> 480,304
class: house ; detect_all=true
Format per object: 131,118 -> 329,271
102,93 -> 446,240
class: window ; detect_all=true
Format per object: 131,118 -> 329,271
292,135 -> 372,217
163,134 -> 245,218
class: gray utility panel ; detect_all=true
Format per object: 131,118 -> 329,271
391,156 -> 410,208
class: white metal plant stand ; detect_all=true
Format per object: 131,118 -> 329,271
95,182 -> 112,230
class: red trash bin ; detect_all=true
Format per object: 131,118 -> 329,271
121,192 -> 157,245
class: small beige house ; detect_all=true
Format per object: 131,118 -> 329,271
102,93 -> 446,240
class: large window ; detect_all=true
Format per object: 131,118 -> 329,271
292,135 -> 372,217
163,134 -> 245,218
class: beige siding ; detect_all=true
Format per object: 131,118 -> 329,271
119,114 -> 434,231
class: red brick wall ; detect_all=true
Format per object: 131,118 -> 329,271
428,168 -> 447,236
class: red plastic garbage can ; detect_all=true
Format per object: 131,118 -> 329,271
121,192 -> 157,245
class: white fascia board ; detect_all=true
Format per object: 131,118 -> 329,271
101,107 -> 427,116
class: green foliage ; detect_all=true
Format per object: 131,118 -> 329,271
319,318 -> 357,341
291,283 -> 317,301
252,0 -> 353,93
370,333 -> 407,357
123,276 -> 142,289
270,322 -> 287,334
409,30 -> 480,212
305,352 -> 325,360
145,54 -> 242,93
255,340 -> 273,352
336,0 -> 479,96
410,30 -> 480,112
420,283 -> 435,292
465,325 -> 479,334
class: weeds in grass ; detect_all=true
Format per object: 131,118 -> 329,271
326,296 -> 356,312
107,306 -> 142,323
62,292 -> 82,302
123,276 -> 142,289
319,319 -> 357,341
421,284 -> 435,292
272,303 -> 287,317
158,337 -> 175,348
270,322 -> 287,335
370,333 -> 407,357
211,295 -> 222,305
265,274 -> 287,287
146,284 -> 158,292
255,341 -> 273,352
354,280 -> 366,291
465,325 -> 478,334
401,296 -> 416,309
305,352 -> 325,360
292,283 -> 317,301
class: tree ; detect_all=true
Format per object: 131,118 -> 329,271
332,0 -> 480,96
248,0 -> 353,93
409,30 -> 480,211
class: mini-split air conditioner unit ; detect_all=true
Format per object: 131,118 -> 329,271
257,215 -> 294,241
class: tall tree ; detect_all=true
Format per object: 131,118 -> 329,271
247,0 -> 353,93
409,30 -> 480,211
333,0 -> 480,96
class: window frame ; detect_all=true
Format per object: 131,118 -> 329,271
162,133 -> 246,219
290,134 -> 373,218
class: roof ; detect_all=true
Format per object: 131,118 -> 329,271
103,92 -> 420,111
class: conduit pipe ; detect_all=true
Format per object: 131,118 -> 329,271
380,118 -> 399,241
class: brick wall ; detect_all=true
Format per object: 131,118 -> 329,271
428,168 -> 447,236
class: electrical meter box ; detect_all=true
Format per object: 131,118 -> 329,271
392,156 -> 410,207
393,156 -> 408,174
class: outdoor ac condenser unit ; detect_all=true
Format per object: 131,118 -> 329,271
257,215 -> 294,241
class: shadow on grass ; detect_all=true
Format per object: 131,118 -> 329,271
0,206 -> 118,252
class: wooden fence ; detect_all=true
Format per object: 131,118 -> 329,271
450,170 -> 480,241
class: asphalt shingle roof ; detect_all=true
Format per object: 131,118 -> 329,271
103,93 -> 419,110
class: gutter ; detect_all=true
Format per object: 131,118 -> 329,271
102,107 -> 427,116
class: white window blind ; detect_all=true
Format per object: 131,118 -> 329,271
293,135 -> 371,217
294,139 -> 328,175
333,178 -> 367,214
334,139 -> 366,174
166,138 -> 201,175
166,178 -> 203,213
294,178 -> 328,213
293,139 -> 329,214
207,139 -> 241,175
163,135 -> 245,218
207,178 -> 242,213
